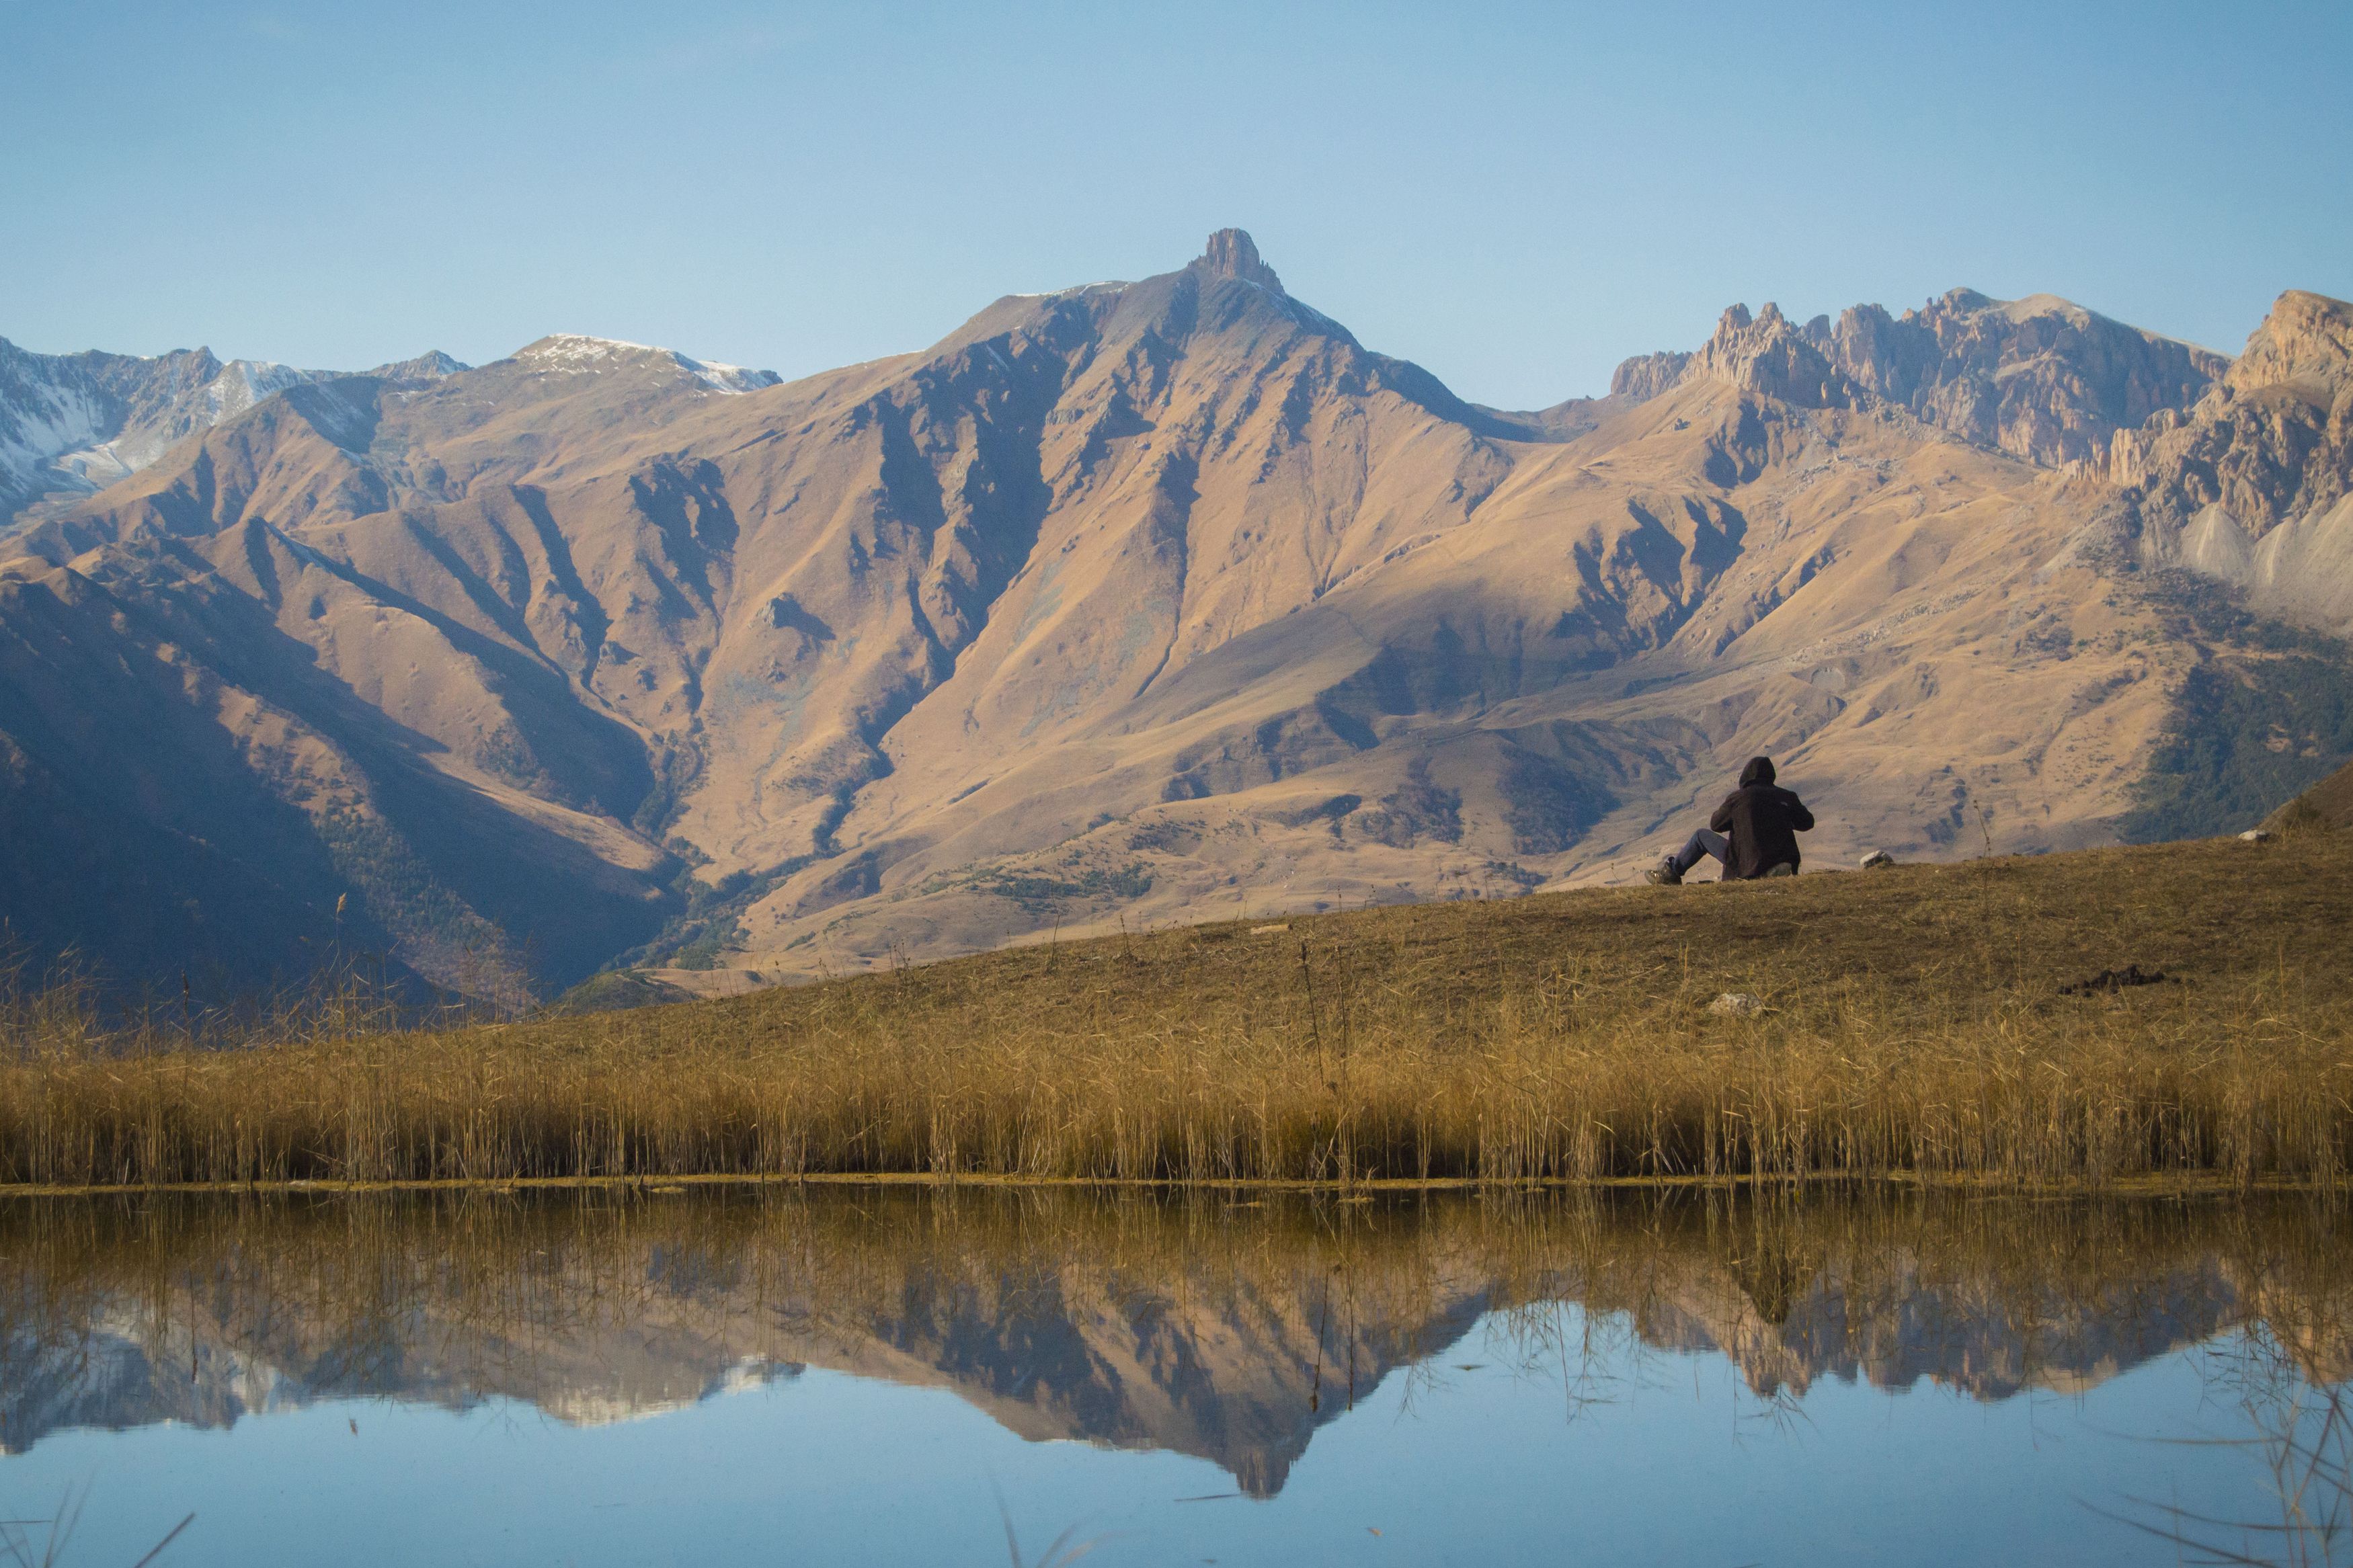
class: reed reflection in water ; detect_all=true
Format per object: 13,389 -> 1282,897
1,1188 -> 2349,1564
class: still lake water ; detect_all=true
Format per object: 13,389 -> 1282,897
2,1187 -> 2348,1567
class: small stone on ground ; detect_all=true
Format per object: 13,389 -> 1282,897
1708,992 -> 1766,1017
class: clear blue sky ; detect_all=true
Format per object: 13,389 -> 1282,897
4,1 -> 2348,408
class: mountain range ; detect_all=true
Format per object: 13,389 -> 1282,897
4,231 -> 2349,1002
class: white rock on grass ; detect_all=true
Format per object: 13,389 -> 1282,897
1707,992 -> 1766,1018
1860,850 -> 1896,868
2239,829 -> 2273,843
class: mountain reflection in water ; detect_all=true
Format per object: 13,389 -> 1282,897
0,1188 -> 2347,1499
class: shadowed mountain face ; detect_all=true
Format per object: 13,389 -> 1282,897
0,337 -> 465,513
2,236 -> 2347,995
2,1190 -> 2345,1495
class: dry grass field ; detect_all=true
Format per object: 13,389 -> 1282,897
5,833 -> 2351,1189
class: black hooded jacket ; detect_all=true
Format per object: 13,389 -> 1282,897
1708,757 -> 1814,878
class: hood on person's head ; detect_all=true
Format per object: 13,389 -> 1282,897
1739,756 -> 1776,788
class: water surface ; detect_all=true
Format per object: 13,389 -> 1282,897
2,1188 -> 2348,1565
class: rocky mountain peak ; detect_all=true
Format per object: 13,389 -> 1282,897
515,333 -> 660,367
367,349 -> 469,383
2110,288 -> 2353,578
510,335 -> 779,393
1609,349 -> 1690,401
1688,299 -> 1849,407
0,340 -> 342,513
2227,289 -> 2353,398
1609,285 -> 2225,468
1194,228 -> 1285,294
1856,288 -> 2223,464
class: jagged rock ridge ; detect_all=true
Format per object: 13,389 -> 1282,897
2103,290 -> 2353,628
1609,287 -> 2228,466
0,336 -> 471,515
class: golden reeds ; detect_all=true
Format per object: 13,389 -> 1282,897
4,837 -> 2351,1188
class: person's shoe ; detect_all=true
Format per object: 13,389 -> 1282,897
1645,857 -> 1682,886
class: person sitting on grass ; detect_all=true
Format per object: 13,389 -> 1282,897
1646,755 -> 1814,884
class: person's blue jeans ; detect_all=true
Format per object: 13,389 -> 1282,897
1669,829 -> 1729,877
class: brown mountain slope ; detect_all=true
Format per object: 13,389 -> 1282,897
2,234 -> 2342,994
731,266 -> 2256,972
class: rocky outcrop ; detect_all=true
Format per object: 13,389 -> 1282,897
1194,226 -> 1285,293
1606,308 -> 1825,408
2231,288 -> 2353,393
2102,290 -> 2353,630
1820,288 -> 2224,465
1609,349 -> 1690,402
1689,302 -> 1855,407
1609,288 -> 2226,467
2112,290 -> 2353,538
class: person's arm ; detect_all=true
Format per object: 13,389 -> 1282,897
1710,794 -> 1736,833
1788,792 -> 1814,832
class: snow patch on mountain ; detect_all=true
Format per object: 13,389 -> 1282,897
1,337 -> 479,518
520,334 -> 659,368
206,360 -> 315,421
0,341 -> 117,511
1010,281 -> 1131,300
0,386 -> 109,483
0,338 -> 337,513
48,439 -> 137,492
516,335 -> 779,393
676,354 -> 780,394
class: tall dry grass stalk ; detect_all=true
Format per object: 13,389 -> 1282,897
4,837 -> 2351,1188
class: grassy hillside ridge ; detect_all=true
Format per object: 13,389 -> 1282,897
4,833 -> 2350,1188
2268,755 -> 2353,833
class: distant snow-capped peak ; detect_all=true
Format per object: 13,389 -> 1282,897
515,335 -> 781,394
